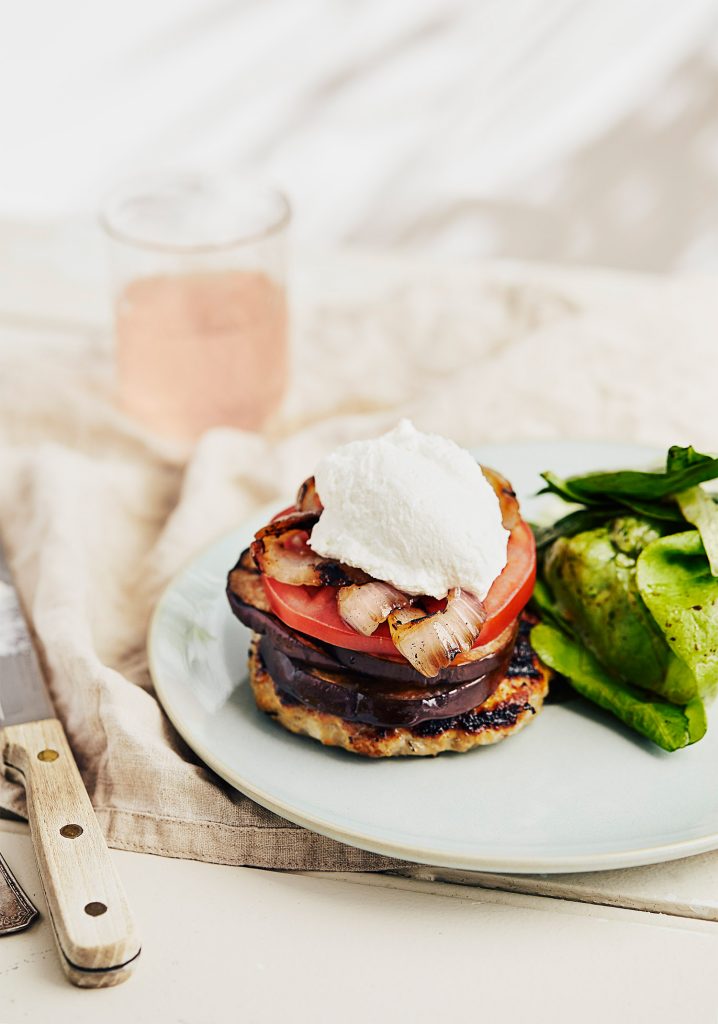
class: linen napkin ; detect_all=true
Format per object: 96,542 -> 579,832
1,256 -> 715,869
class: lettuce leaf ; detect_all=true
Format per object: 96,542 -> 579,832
532,508 -> 620,552
676,486 -> 718,576
541,445 -> 718,505
529,575 -> 576,637
637,531 -> 718,698
541,519 -> 698,701
531,623 -> 707,752
533,445 -> 718,749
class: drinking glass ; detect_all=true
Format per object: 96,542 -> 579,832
101,172 -> 290,442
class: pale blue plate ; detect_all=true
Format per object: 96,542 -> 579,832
149,440 -> 718,872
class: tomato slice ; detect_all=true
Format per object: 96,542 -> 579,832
262,519 -> 536,658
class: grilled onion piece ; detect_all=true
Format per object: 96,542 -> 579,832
296,476 -> 323,514
482,466 -> 521,530
388,588 -> 488,677
452,620 -> 518,664
227,547 -> 272,612
251,511 -> 368,587
255,509 -> 320,538
337,581 -> 410,636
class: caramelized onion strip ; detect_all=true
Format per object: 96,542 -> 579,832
337,581 -> 410,636
255,510 -> 319,539
452,620 -> 518,664
251,531 -> 325,586
251,513 -> 368,587
481,465 -> 521,530
296,476 -> 323,514
388,588 -> 487,678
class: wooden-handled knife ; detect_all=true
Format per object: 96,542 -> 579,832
0,539 -> 140,986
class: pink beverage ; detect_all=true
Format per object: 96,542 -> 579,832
116,269 -> 288,441
101,173 -> 291,442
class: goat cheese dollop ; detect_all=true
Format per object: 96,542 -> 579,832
308,420 -> 509,599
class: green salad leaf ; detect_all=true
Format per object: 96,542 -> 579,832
541,445 -> 718,504
637,531 -> 718,698
530,575 -> 576,636
609,496 -> 685,523
540,471 -> 600,506
666,445 -> 717,475
531,623 -> 707,752
532,507 -> 618,552
533,444 -> 718,750
675,486 -> 718,576
542,518 -> 699,703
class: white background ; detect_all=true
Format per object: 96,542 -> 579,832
3,0 -> 718,270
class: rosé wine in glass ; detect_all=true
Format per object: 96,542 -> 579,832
102,174 -> 290,442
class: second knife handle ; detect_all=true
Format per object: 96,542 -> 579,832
3,717 -> 140,987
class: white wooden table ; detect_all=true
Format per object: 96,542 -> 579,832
3,817 -> 718,1024
2,237 -> 718,1022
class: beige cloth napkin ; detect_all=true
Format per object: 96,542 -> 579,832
1,256 -> 716,869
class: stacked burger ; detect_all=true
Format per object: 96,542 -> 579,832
227,421 -> 548,757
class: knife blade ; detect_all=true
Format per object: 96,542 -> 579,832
0,538 -> 140,986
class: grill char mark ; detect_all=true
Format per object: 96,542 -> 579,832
412,702 -> 534,738
506,615 -> 541,679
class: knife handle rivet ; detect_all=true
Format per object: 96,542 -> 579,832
37,749 -> 59,762
60,824 -> 83,839
84,902 -> 107,917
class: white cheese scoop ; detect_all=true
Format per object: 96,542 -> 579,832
309,420 -> 509,599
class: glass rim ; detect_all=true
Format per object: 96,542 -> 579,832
99,172 -> 291,254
